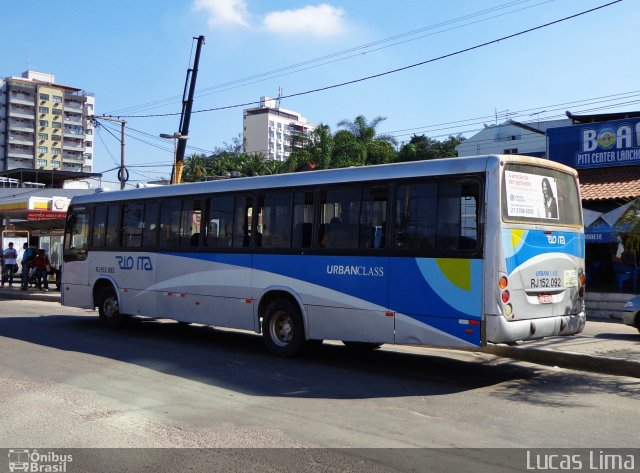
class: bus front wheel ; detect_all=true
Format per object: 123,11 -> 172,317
97,286 -> 125,328
263,299 -> 305,357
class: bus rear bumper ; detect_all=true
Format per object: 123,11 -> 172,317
485,311 -> 586,344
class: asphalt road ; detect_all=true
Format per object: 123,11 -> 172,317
0,300 -> 638,471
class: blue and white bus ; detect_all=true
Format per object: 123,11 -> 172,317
62,155 -> 586,357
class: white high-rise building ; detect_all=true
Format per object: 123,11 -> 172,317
0,70 -> 95,173
243,97 -> 316,161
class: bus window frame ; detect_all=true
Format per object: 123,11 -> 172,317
389,174 -> 484,259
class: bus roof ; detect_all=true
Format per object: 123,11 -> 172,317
71,154 -> 577,205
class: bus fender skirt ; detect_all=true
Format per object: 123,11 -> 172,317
254,286 -> 308,336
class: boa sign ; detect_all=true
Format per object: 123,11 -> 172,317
547,118 -> 640,169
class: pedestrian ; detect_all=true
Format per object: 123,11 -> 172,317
2,242 -> 18,287
33,248 -> 51,291
20,242 -> 34,291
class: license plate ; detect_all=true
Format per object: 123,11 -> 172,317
538,294 -> 553,304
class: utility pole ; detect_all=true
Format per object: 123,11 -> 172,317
95,116 -> 128,189
173,35 -> 205,184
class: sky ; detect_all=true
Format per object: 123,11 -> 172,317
2,0 -> 638,188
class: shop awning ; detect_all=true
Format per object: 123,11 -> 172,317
584,199 -> 640,243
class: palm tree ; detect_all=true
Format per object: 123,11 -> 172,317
310,124 -> 334,169
182,153 -> 208,182
336,115 -> 397,165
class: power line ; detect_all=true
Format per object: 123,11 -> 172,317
94,124 -> 120,167
94,89 -> 639,171
96,117 -> 218,155
382,90 -> 640,136
383,92 -> 640,139
101,1 -> 622,120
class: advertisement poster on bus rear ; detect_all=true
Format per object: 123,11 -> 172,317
505,171 -> 559,220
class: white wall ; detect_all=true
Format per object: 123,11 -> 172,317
457,119 -> 570,157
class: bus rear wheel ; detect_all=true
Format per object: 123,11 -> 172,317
97,286 -> 125,328
263,299 -> 305,357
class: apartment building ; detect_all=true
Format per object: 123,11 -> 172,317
0,71 -> 95,173
243,97 -> 316,161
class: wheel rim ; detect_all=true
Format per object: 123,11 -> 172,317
103,296 -> 119,319
269,310 -> 293,347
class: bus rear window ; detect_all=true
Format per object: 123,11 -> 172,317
502,164 -> 581,226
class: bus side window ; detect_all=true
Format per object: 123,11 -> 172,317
180,199 -> 202,248
92,205 -> 107,248
64,208 -> 90,261
232,195 -> 252,249
292,191 -> 314,249
105,204 -> 120,249
436,184 -> 461,250
394,182 -> 437,250
360,185 -> 387,249
260,191 -> 293,249
459,183 -> 479,250
159,199 -> 181,248
122,203 -> 143,248
142,202 -> 158,248
205,195 -> 234,248
319,187 -> 360,249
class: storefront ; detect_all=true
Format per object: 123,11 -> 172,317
547,113 -> 640,293
0,195 -> 71,270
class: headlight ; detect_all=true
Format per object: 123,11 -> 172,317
624,301 -> 634,309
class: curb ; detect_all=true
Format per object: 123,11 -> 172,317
486,344 -> 640,378
0,289 -> 60,303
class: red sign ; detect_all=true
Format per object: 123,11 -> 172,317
26,211 -> 67,221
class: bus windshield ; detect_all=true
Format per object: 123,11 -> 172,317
501,163 -> 581,226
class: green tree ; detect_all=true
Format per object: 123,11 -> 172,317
309,124 -> 334,169
336,115 -> 398,165
397,134 -> 465,162
332,129 -> 365,168
181,153 -> 208,182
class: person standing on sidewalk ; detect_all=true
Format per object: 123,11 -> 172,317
33,248 -> 51,291
20,242 -> 34,291
2,242 -> 18,287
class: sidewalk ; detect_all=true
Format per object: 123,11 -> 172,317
0,285 -> 61,303
486,324 -> 640,379
1,286 -> 638,377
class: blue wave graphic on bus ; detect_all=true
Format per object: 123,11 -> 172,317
172,252 -> 482,321
502,229 -> 584,274
415,259 -> 483,317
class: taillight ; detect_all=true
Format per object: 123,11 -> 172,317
580,274 -> 586,286
501,290 -> 510,303
499,276 -> 508,289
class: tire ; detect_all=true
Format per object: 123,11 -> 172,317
97,286 -> 125,328
263,299 -> 305,357
342,341 -> 383,350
